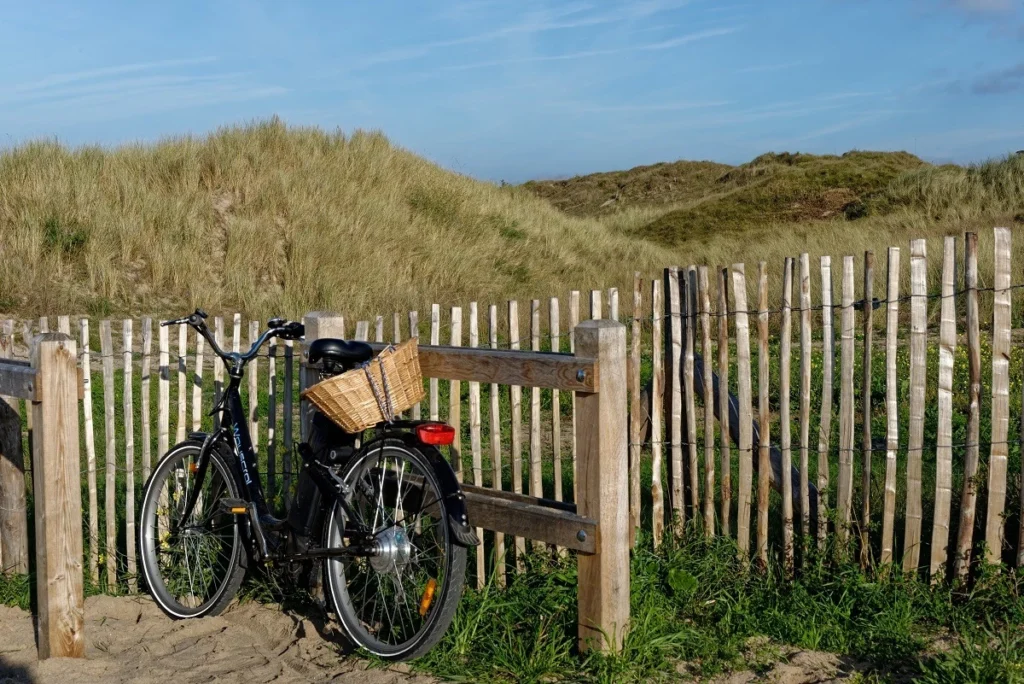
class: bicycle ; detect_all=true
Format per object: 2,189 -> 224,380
137,309 -> 478,661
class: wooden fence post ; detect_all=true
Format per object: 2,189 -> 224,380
32,333 -> 85,659
0,321 -> 28,574
302,312 -> 347,441
574,319 -> 629,654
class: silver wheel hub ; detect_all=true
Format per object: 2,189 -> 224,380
370,527 -> 412,573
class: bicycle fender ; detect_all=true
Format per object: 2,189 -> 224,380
369,432 -> 480,548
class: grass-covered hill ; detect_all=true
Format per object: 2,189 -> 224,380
0,118 -> 675,319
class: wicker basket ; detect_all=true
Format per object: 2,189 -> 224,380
301,338 -> 426,432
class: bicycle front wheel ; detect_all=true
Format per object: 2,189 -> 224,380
138,440 -> 247,618
322,439 -> 466,661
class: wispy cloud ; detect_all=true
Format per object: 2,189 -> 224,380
574,100 -> 732,113
440,26 -> 741,71
736,61 -> 805,74
12,57 -> 217,94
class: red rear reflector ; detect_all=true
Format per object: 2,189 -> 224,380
416,423 -> 456,446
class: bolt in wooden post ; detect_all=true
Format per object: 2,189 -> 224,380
574,319 -> 629,654
32,333 -> 85,659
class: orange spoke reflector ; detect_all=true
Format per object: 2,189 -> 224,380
418,578 -> 438,617
189,463 -> 200,474
230,507 -> 247,514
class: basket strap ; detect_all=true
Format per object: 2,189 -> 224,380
363,346 -> 396,424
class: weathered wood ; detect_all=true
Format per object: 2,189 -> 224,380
930,237 -> 956,580
780,257 -> 794,571
213,317 -> 224,432
21,324 -> 33,440
488,304 -> 505,585
267,334 -> 277,498
158,325 -> 169,468
860,251 -> 874,569
430,304 -> 440,420
698,267 -> 715,535
905,239 -> 928,573
575,320 -> 629,654
985,226 -> 1012,566
375,315 -> 384,343
354,321 -> 369,342
756,262 -> 771,565
100,321 -> 117,586
0,321 -> 28,574
881,248 -> 901,566
76,320 -> 97,584
732,263 -> 753,560
956,233 -> 980,577
38,317 -> 49,334
530,300 -> 542,501
569,290 -> 580,502
283,337 -> 294,504
122,320 -> 137,591
799,254 -> 812,543
56,316 -> 70,336
651,280 -> 665,547
140,318 -> 153,480
590,289 -> 602,320
0,362 -> 36,400
608,287 -> 619,321
508,300 -> 524,568
192,331 -> 205,433
468,303 -> 484,587
449,307 -> 463,482
462,485 -> 596,555
550,297 -> 563,510
177,323 -> 187,444
629,275 -> 642,546
232,313 -> 241,353
838,256 -> 855,544
684,267 -> 699,524
248,321 -> 259,455
301,313 -> 346,443
409,311 -> 421,420
666,267 -> 684,531
31,334 -> 85,659
817,257 -> 834,545
718,267 -> 732,536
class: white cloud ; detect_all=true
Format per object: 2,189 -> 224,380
12,57 -> 218,94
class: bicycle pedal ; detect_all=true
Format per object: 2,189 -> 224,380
219,498 -> 250,515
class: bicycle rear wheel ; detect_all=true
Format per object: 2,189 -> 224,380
322,439 -> 466,661
138,441 -> 247,618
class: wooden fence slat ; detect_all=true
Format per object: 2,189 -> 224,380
881,248 -> 901,566
905,238 -> 928,573
799,254 -> 812,542
931,237 -> 956,579
283,336 -> 294,504
409,311 -> 421,420
551,297 -> 563,507
99,320 -> 117,586
860,251 -> 874,569
38,317 -> 48,333
667,267 -> 684,531
699,266 -> 715,535
355,321 -> 369,341
122,320 -> 136,591
0,318 -> 26,577
158,325 -> 170,465
373,315 -> 382,343
248,321 -> 259,456
79,319 -> 98,584
718,267 -> 732,536
590,290 -> 602,320
140,318 -> 152,480
956,233 -> 981,577
192,331 -> 204,433
267,334 -> 277,498
756,262 -> 770,565
430,304 -> 440,420
450,307 -> 463,482
56,316 -> 70,335
608,287 -> 619,321
732,263 -> 753,560
985,226 -> 1012,566
393,313 -> 401,344
468,302 -> 483,587
508,300 -> 524,568
213,317 -> 224,432
488,304 -> 505,585
651,279 -> 665,546
818,257 -> 834,545
530,300 -> 542,501
629,278 -> 642,546
569,290 -> 580,502
780,257 -> 794,571
176,323 -> 187,444
838,256 -> 855,544
684,267 -> 699,524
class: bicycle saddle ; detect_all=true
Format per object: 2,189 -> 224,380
308,338 -> 374,367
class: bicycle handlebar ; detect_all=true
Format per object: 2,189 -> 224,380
160,309 -> 304,368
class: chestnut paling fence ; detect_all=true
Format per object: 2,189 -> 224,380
1,226 -> 1023,625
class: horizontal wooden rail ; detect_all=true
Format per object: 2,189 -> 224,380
462,483 -> 597,554
0,359 -> 38,400
366,342 -> 598,392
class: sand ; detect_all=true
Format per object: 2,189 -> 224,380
0,595 -> 438,684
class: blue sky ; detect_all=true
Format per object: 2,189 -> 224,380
1,0 -> 1022,182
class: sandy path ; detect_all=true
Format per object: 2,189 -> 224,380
0,595 -> 438,684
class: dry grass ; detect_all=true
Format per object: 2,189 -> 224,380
0,118 -> 674,319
